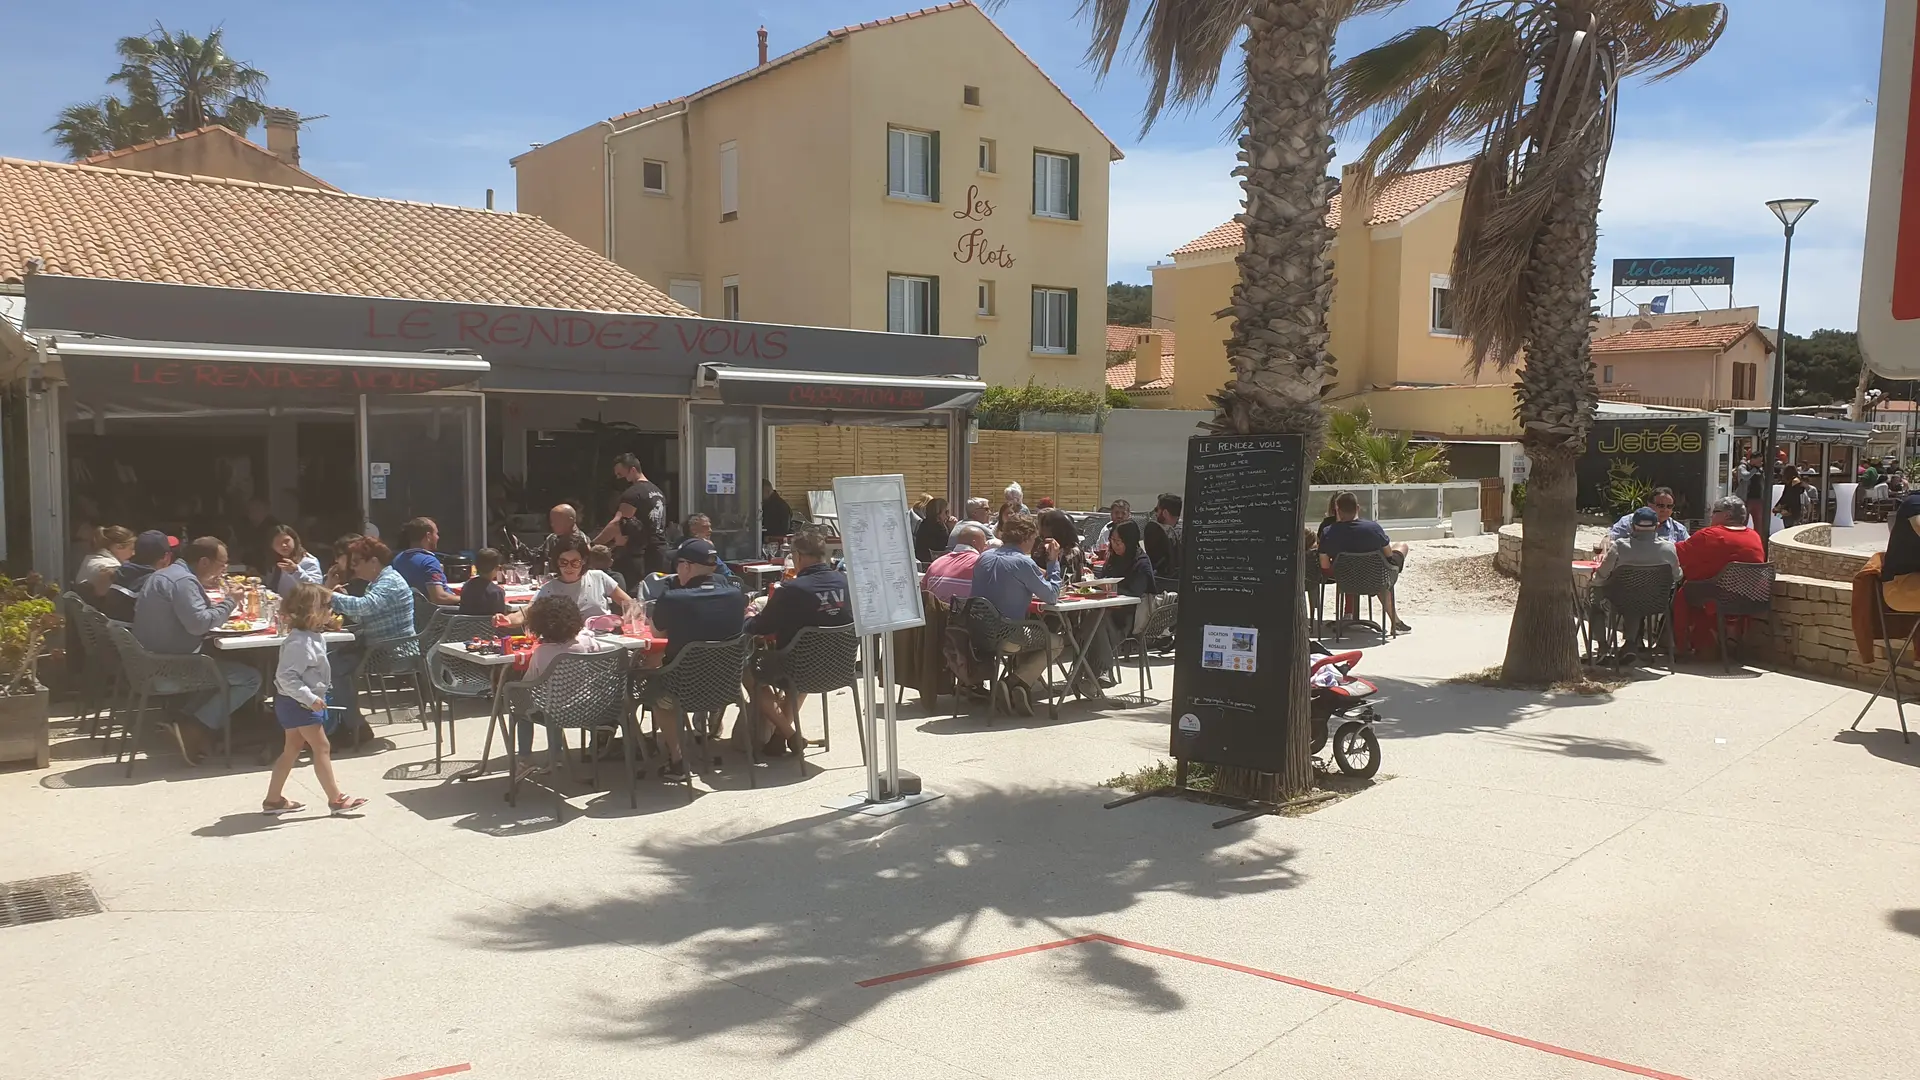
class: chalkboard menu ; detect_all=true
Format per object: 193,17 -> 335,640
1171,434 -> 1305,771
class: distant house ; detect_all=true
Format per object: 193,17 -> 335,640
1105,325 -> 1175,401
78,114 -> 336,192
1590,308 -> 1774,411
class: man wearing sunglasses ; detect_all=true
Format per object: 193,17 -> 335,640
1606,486 -> 1690,544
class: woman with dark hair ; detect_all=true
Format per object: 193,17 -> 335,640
1106,520 -> 1159,599
1037,508 -> 1087,582
914,497 -> 953,564
1775,472 -> 1810,530
500,533 -> 632,625
263,524 -> 324,597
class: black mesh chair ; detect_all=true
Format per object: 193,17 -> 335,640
411,589 -> 445,638
957,596 -> 1057,718
762,624 -> 863,765
503,649 -> 637,814
633,635 -> 751,796
1598,564 -> 1679,672
1116,594 -> 1179,708
103,622 -> 232,776
420,614 -> 501,763
1304,559 -> 1329,635
1330,551 -> 1397,640
354,633 -> 428,743
61,593 -> 123,740
1682,562 -> 1775,672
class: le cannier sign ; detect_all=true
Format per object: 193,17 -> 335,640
1611,258 -> 1735,288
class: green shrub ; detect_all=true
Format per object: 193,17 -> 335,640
976,380 -> 1113,431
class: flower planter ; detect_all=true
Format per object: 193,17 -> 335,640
0,688 -> 50,770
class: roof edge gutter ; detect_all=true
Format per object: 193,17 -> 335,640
600,105 -> 689,263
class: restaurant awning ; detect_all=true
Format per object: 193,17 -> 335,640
698,363 -> 985,411
1730,409 -> 1876,447
46,335 -> 489,406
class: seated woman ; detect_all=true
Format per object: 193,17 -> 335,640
1037,508 -> 1088,582
327,537 -> 418,746
499,535 -> 633,627
262,525 -> 325,597
1081,520 -> 1160,689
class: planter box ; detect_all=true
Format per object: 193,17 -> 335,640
0,688 -> 49,770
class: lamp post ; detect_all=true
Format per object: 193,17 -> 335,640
1759,197 -> 1817,548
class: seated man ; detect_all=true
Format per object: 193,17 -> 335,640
743,527 -> 850,758
926,523 -> 989,603
643,538 -> 747,781
97,530 -> 177,623
1673,495 -> 1768,657
390,516 -> 459,606
1318,491 -> 1411,634
537,503 -> 588,576
1607,487 -> 1690,544
968,513 -> 1063,715
131,537 -> 262,764
682,513 -> 734,579
1588,507 -> 1680,654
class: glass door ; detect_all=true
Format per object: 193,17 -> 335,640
362,393 -> 485,552
684,402 -> 760,562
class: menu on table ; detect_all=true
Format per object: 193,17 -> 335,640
1171,434 -> 1305,772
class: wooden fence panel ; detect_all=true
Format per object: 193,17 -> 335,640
773,426 -> 1106,512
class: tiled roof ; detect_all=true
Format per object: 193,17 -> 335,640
1589,321 -> 1766,355
1105,325 -> 1175,392
80,124 -> 340,192
0,157 -> 692,313
1170,161 -> 1473,256
526,2 -> 1120,162
1104,324 -> 1175,356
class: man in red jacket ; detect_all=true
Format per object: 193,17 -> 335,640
1674,495 -> 1769,657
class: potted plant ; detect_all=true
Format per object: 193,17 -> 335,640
0,574 -> 59,769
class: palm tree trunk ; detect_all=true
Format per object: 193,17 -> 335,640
1209,0 -> 1339,802
1502,171 -> 1603,684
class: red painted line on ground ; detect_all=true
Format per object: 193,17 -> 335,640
859,933 -> 1695,1080
853,933 -> 1107,987
380,1065 -> 470,1080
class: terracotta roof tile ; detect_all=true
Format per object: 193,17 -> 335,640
79,125 -> 341,192
1105,325 -> 1175,392
1104,324 -> 1175,357
0,157 -> 692,314
1589,321 -> 1765,355
1170,161 -> 1473,256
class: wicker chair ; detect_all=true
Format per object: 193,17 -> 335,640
61,593 -> 123,740
420,615 -> 501,763
762,624 -> 863,765
1329,551 -> 1397,640
632,635 -> 751,795
103,622 -> 232,776
957,596 -> 1056,718
1598,563 -> 1679,672
1116,593 -> 1179,708
1682,562 -> 1775,672
503,649 -> 637,814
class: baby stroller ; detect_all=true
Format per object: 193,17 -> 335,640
1309,639 -> 1381,778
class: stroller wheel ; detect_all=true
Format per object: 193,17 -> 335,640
1332,722 -> 1381,779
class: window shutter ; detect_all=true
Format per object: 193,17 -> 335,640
929,276 -> 941,336
888,129 -> 904,196
929,131 -> 941,204
1066,288 -> 1078,354
1031,153 -> 1041,216
1068,153 -> 1080,221
1031,288 -> 1043,350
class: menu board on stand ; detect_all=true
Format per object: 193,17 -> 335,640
1170,434 -> 1305,773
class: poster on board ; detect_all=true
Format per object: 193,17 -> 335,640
832,474 -> 925,636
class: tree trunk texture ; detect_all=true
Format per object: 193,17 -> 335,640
1502,170 -> 1603,684
1208,0 -> 1339,804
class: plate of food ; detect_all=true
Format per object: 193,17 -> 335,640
214,618 -> 272,634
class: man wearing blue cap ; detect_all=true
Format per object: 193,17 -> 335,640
641,537 -> 746,781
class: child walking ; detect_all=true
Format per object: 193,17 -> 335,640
263,583 -> 367,815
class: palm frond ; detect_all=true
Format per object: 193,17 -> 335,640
1330,26 -> 1451,128
1625,3 -> 1728,80
1066,0 -> 1254,134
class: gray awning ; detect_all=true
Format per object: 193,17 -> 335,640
1730,409 -> 1876,446
48,335 -> 487,404
698,364 -> 985,411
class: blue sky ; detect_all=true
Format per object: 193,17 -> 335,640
3,0 -> 1885,331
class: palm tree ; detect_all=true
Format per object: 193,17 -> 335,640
112,24 -> 269,136
1331,0 -> 1726,683
48,94 -> 163,161
1314,406 -> 1453,485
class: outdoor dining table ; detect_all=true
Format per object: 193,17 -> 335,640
502,585 -> 539,607
1035,593 -> 1141,714
206,629 -> 357,651
441,633 -> 663,782
733,561 -> 786,593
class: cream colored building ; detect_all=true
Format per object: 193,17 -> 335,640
1590,307 -> 1774,410
513,1 -> 1118,391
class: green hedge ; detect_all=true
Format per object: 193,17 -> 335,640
975,381 -> 1121,431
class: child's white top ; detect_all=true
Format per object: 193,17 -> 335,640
275,629 -> 333,710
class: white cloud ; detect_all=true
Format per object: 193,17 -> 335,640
1106,145 -> 1243,278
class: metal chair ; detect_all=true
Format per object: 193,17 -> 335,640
1329,551 -> 1397,640
1682,562 -> 1775,672
957,596 -> 1057,718
633,635 -> 752,796
762,624 -> 864,765
1304,559 -> 1329,635
1116,593 -> 1179,708
503,649 -> 637,814
1598,564 -> 1679,672
411,589 -> 444,637
354,633 -> 428,743
61,593 -> 123,739
420,615 -> 499,764
1851,577 -> 1917,744
102,622 -> 231,776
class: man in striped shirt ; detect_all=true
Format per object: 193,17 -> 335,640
925,523 -> 989,603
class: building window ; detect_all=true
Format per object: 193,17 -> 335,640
978,138 -> 997,174
888,127 -> 938,202
642,159 -> 667,195
1031,287 -> 1076,354
669,278 -> 702,314
1602,365 -> 1615,385
722,276 -> 740,321
1733,361 -> 1758,400
718,141 -> 738,220
977,280 -> 996,317
888,274 -> 938,335
1033,150 -> 1078,220
963,85 -> 982,107
1430,274 -> 1459,334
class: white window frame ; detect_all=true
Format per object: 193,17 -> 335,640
722,275 -> 740,321
978,138 -> 997,174
1032,287 -> 1071,353
888,127 -> 935,202
1429,273 -> 1461,336
1033,151 -> 1074,219
977,280 -> 996,317
888,274 -> 935,335
642,158 -> 667,195
1603,364 -> 1615,385
718,141 -> 739,220
669,278 -> 703,314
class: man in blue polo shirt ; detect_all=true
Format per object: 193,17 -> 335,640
645,537 -> 747,781
744,526 -> 850,757
390,517 -> 458,606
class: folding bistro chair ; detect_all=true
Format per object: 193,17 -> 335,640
503,649 -> 637,815
103,622 -> 233,776
1329,551 -> 1396,640
62,594 -> 124,740
1681,562 -> 1775,672
354,633 -> 428,743
762,624 -> 864,765
1597,564 -> 1679,673
1850,577 -> 1918,744
1116,593 -> 1179,708
957,596 -> 1057,718
420,614 -> 503,764
632,635 -> 752,796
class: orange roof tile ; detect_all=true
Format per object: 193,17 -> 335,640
1589,321 -> 1767,355
524,2 -> 1120,163
0,158 -> 692,314
1104,324 -> 1175,357
1170,161 -> 1473,256
1105,325 -> 1175,393
80,124 -> 341,192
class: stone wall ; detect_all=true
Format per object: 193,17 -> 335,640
1758,573 -> 1882,688
1496,523 -> 1523,577
1769,522 -> 1869,583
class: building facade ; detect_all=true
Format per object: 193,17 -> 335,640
513,1 -> 1118,392
77,116 -> 335,191
1589,307 -> 1775,411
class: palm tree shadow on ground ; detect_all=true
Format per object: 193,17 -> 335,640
457,782 -> 1304,1052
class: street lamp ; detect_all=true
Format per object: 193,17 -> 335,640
1759,197 -> 1817,548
